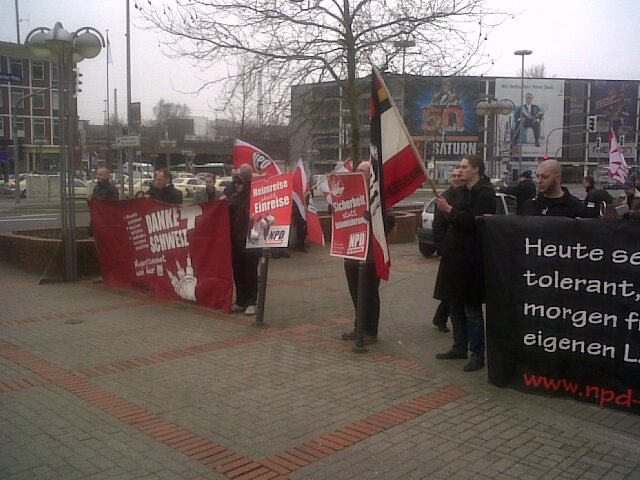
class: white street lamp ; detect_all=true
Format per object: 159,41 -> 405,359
514,49 -> 532,176
23,22 -> 105,281
475,98 -> 515,178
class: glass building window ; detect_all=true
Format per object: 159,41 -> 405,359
32,61 -> 44,81
33,92 -> 45,110
33,119 -> 46,139
11,89 -> 23,108
53,119 -> 60,142
52,90 -> 60,111
0,118 -> 4,137
52,63 -> 59,82
10,58 -> 23,78
16,119 -> 25,138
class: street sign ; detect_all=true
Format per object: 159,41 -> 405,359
0,72 -> 22,83
115,135 -> 141,148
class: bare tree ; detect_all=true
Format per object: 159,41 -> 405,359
138,0 -> 504,164
523,64 -> 549,78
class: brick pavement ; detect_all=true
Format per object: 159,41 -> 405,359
1,244 -> 639,479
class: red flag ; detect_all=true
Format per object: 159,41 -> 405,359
292,159 -> 325,245
609,128 -> 629,185
371,67 -> 427,208
234,139 -> 282,176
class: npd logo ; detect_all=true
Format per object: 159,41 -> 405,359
346,232 -> 366,254
252,152 -> 272,172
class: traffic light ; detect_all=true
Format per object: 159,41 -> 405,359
587,115 -> 597,132
72,67 -> 83,98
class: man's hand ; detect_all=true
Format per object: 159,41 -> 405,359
435,195 -> 453,214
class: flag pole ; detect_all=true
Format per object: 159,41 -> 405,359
372,65 -> 438,197
105,30 -> 110,171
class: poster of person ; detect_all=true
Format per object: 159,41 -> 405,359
495,78 -> 565,157
247,173 -> 293,248
329,172 -> 370,261
480,216 -> 640,415
405,77 -> 482,159
90,198 -> 233,312
590,80 -> 638,139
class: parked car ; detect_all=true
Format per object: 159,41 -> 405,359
214,176 -> 234,195
129,178 -> 156,198
417,192 -> 517,257
172,172 -> 196,179
73,179 -> 89,198
7,174 -> 28,197
172,177 -> 206,197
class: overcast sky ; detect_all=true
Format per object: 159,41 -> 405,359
2,0 -> 639,125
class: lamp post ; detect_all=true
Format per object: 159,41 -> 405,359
393,39 -> 416,75
25,22 -> 105,281
474,98 -> 515,179
514,49 -> 532,176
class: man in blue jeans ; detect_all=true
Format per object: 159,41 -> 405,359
432,155 -> 496,372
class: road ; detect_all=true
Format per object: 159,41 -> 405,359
0,183 -> 599,234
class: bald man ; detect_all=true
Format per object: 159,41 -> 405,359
520,160 -> 585,217
89,168 -> 119,201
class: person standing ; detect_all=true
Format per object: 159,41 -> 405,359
434,155 -> 496,372
498,170 -> 536,214
582,175 -> 612,218
89,167 -> 119,201
610,180 -> 640,220
520,160 -> 585,217
228,171 -> 259,315
194,173 -> 217,203
431,168 -> 463,333
513,93 -> 544,147
145,168 -> 183,204
341,161 -> 395,345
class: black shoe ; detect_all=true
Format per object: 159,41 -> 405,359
436,325 -> 450,333
364,334 -> 378,345
341,330 -> 356,341
435,350 -> 467,360
271,251 -> 280,259
280,251 -> 291,258
463,356 -> 485,372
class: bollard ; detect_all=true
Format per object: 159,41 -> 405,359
253,248 -> 270,327
352,260 -> 368,353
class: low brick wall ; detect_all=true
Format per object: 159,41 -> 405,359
318,209 -> 419,244
0,227 -> 100,278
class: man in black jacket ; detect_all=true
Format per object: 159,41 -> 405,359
431,168 -> 463,333
521,160 -> 585,217
498,170 -> 536,214
434,155 -> 496,372
89,168 -> 119,201
583,175 -> 612,218
146,168 -> 183,204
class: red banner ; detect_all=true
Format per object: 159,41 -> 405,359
247,173 -> 293,248
329,173 -> 370,260
90,198 -> 233,312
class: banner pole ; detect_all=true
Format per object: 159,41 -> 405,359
352,260 -> 368,353
254,247 -> 270,327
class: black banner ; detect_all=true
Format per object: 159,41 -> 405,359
479,216 -> 640,414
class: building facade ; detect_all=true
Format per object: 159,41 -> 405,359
290,74 -> 639,183
0,41 -> 75,177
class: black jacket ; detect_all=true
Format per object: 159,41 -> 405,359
434,177 -> 496,304
521,188 -> 585,218
91,180 -> 119,200
499,179 -> 536,214
432,186 -> 461,254
147,184 -> 183,204
583,186 -> 613,218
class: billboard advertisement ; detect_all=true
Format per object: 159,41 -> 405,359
590,80 -> 638,152
495,78 -> 565,158
406,77 -> 483,160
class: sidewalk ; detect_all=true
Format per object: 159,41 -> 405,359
1,242 -> 639,479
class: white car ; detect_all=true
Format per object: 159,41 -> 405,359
214,176 -> 234,195
172,177 -> 207,197
417,192 -> 517,257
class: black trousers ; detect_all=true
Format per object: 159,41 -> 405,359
433,300 -> 450,327
232,244 -> 259,307
344,260 -> 380,336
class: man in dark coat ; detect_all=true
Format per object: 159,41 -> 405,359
89,168 -> 119,201
341,161 -> 395,345
431,168 -> 463,333
582,175 -> 612,218
434,155 -> 496,372
145,168 -> 183,204
194,173 -> 217,203
521,160 -> 585,217
498,170 -> 536,214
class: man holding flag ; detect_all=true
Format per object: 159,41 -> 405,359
341,67 -> 431,344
